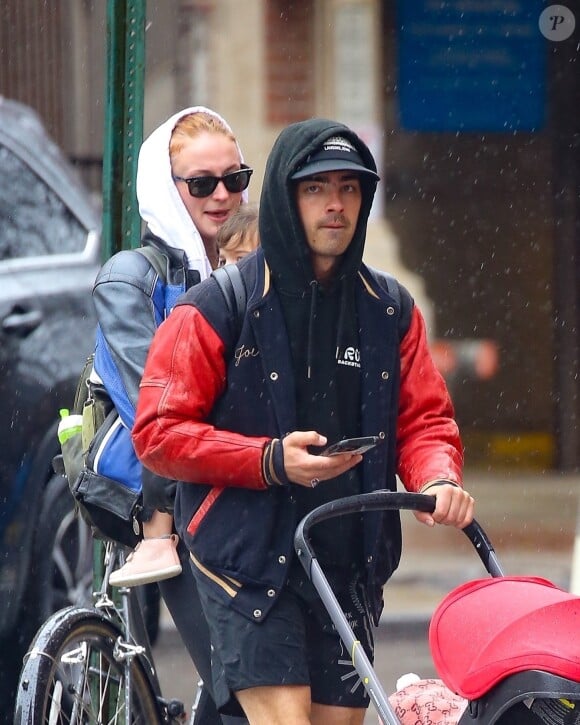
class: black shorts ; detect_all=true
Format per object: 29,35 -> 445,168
194,565 -> 374,713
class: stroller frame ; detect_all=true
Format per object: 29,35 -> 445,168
294,490 -> 580,725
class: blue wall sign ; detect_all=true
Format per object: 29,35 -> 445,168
397,0 -> 546,132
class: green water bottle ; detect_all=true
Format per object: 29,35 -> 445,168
57,408 -> 83,444
58,408 -> 84,484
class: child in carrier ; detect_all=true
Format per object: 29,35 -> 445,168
217,203 -> 259,267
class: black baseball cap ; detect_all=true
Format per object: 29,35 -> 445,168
291,135 -> 380,181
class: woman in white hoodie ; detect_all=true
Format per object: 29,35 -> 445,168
92,106 -> 251,724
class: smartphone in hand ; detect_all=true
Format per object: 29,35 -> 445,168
320,436 -> 380,456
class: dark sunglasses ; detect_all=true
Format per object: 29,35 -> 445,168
173,164 -> 253,198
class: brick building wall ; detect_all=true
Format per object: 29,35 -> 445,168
265,1 -> 314,125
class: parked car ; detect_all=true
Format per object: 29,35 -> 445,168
0,98 -> 163,719
0,96 -> 102,714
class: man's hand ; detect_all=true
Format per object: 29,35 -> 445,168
414,482 -> 474,529
282,431 -> 362,488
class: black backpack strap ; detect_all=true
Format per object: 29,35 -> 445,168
367,267 -> 413,341
212,264 -> 247,334
135,245 -> 168,281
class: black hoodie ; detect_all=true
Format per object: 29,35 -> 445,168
258,119 -> 380,589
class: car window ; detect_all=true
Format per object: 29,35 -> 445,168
0,144 -> 88,261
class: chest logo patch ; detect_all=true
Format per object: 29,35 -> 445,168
336,346 -> 361,369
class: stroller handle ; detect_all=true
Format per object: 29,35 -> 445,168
294,490 -> 504,578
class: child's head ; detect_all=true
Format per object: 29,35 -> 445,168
217,203 -> 259,266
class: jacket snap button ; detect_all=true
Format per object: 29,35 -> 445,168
386,306 -> 395,316
367,555 -> 373,563
253,310 -> 260,318
378,432 -> 385,440
381,371 -> 389,380
270,372 -> 278,381
267,589 -> 276,597
253,609 -> 262,619
278,555 -> 286,564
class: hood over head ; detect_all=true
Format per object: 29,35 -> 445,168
136,105 -> 247,281
259,118 -> 379,294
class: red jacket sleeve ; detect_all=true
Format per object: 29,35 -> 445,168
396,305 -> 464,492
132,305 -> 270,489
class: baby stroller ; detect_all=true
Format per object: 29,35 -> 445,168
294,491 -> 580,724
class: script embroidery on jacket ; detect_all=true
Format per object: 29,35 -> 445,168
234,345 -> 260,367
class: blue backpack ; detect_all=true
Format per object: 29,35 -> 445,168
60,250 -> 246,548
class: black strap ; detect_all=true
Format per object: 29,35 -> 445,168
136,246 -> 247,333
135,245 -> 167,280
367,267 -> 413,341
212,264 -> 247,332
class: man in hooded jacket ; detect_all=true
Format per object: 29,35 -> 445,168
133,118 -> 474,724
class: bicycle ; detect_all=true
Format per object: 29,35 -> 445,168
14,536 -> 192,724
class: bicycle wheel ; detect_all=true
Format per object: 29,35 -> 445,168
14,606 -> 162,724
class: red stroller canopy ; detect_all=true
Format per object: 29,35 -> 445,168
429,576 -> 580,700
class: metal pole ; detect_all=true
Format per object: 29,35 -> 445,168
102,0 -> 146,260
97,3 -> 147,719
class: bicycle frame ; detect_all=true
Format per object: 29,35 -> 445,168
95,540 -> 192,721
294,490 -> 503,725
96,541 -> 160,718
